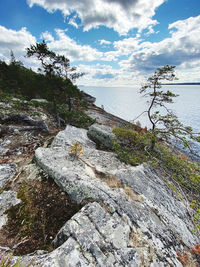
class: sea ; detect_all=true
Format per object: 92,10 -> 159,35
80,85 -> 200,155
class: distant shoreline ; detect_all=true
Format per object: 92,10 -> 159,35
162,82 -> 200,85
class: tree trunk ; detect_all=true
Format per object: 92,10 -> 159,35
53,96 -> 60,128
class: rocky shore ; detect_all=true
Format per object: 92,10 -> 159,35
0,101 -> 200,266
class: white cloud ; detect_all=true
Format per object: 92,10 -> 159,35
113,37 -> 141,55
40,31 -> 54,41
99,39 -> 111,45
27,0 -> 166,35
47,29 -> 103,61
119,15 -> 200,78
0,25 -> 36,63
69,16 -> 79,29
77,63 -> 141,86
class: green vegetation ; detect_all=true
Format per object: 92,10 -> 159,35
112,127 -> 152,166
69,142 -> 83,159
0,253 -> 21,267
3,178 -> 82,255
26,41 -> 84,127
0,252 -> 34,267
112,125 -> 200,230
0,48 -> 94,129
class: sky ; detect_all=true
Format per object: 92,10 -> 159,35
0,0 -> 200,87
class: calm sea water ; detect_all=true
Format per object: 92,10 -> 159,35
80,85 -> 200,154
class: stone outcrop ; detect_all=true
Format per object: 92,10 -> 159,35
88,123 -> 116,149
28,125 -> 200,266
0,191 -> 21,229
0,163 -> 17,188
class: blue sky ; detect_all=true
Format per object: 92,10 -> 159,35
0,0 -> 200,86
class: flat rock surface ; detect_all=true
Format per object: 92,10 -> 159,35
30,125 -> 200,266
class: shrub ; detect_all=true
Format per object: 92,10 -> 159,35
112,127 -> 153,166
60,109 -> 95,129
69,142 -> 83,159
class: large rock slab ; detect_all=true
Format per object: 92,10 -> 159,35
16,125 -> 200,266
16,202 -> 177,266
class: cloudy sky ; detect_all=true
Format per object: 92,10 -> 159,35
0,0 -> 200,86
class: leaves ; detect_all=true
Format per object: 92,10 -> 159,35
69,142 -> 83,159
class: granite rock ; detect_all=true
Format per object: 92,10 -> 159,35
0,163 -> 17,188
29,125 -> 200,266
0,191 -> 21,228
88,123 -> 116,149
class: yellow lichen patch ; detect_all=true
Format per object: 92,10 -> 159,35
100,174 -> 122,188
123,186 -> 144,202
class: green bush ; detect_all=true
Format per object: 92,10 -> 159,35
59,108 -> 95,129
112,127 -> 153,165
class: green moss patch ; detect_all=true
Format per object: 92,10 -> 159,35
1,178 -> 82,255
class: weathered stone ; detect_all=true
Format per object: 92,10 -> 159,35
0,191 -> 21,228
51,125 -> 96,149
88,123 -> 116,149
2,124 -> 196,266
0,163 -> 17,187
32,125 -> 200,266
111,164 -> 198,248
85,106 -> 129,127
30,99 -> 48,103
0,138 -> 10,154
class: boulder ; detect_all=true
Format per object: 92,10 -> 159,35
51,125 -> 96,149
0,191 -> 21,228
88,123 -> 116,149
0,163 -> 17,188
30,125 -> 200,266
30,99 -> 48,103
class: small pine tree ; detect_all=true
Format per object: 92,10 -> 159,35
140,65 -> 200,154
26,41 -> 84,127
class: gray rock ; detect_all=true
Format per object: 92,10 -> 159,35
51,125 -> 96,149
81,92 -> 96,104
0,190 -> 21,228
111,164 -> 198,248
0,138 -> 11,154
88,123 -> 116,149
30,98 -> 48,103
0,163 -> 17,187
15,125 -> 200,266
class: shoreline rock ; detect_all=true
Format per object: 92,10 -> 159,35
31,125 -> 199,266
